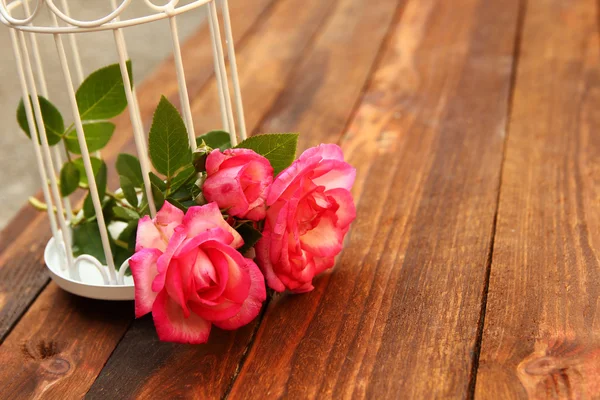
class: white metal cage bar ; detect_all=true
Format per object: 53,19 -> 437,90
14,29 -> 77,278
50,11 -> 118,284
1,0 -> 247,290
220,0 -> 246,140
22,0 -> 75,223
8,28 -> 59,240
208,0 -> 236,144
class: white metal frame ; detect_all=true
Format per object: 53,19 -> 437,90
1,0 -> 247,298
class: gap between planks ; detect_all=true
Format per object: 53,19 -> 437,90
466,0 -> 529,397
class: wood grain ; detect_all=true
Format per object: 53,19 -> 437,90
475,0 -> 600,398
0,0 -> 275,341
227,0 -> 520,397
0,284 -> 132,399
86,316 -> 258,400
86,0 -> 398,396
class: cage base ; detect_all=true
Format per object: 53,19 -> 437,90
44,236 -> 135,301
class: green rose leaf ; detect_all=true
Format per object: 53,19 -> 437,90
236,222 -> 263,254
236,133 -> 299,175
83,159 -> 108,218
196,130 -> 232,151
118,221 -> 138,251
116,153 -> 143,187
73,157 -> 104,186
149,171 -> 167,192
112,206 -> 139,221
166,197 -> 187,212
148,96 -> 191,179
64,122 -> 115,154
17,95 -> 64,146
72,221 -> 108,264
150,181 -> 165,211
114,221 -> 137,274
169,165 -> 196,194
120,175 -> 138,208
76,61 -> 132,121
59,162 -> 80,197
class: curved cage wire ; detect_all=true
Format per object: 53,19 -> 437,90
2,0 -> 246,298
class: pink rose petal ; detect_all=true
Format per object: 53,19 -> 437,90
183,203 -> 243,248
214,260 -> 266,330
129,248 -> 162,318
152,290 -> 211,344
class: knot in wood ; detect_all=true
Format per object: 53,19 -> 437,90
41,358 -> 70,375
523,356 -> 562,375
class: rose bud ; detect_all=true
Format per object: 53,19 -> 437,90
203,149 -> 273,221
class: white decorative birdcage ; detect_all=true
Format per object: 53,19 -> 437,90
1,0 -> 246,300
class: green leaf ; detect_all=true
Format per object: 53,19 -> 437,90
118,221 -> 138,250
83,160 -> 107,218
151,181 -> 165,211
196,130 -> 232,151
114,246 -> 134,274
149,172 -> 167,192
236,222 -> 263,254
112,206 -> 139,221
114,221 -> 137,273
17,96 -> 64,146
148,96 -> 191,178
76,61 -> 132,120
72,221 -> 108,264
166,197 -> 187,212
169,165 -> 196,194
119,175 -> 138,208
72,219 -> 136,269
116,153 -> 143,187
73,157 -> 104,186
236,133 -> 299,175
64,122 -> 115,154
59,162 -> 80,197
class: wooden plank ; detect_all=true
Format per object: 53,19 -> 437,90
227,0 -> 520,397
0,285 -> 132,399
0,0 -> 275,341
475,0 -> 600,398
0,0 -> 277,396
87,0 -> 378,396
86,316 -> 258,400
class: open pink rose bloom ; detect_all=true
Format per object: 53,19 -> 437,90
129,202 -> 266,344
130,143 -> 355,343
256,144 -> 357,293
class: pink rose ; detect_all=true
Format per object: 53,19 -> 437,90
256,144 -> 356,293
129,201 -> 266,344
203,148 -> 273,221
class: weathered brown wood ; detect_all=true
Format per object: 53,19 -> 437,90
475,0 -> 600,398
227,0 -> 520,397
86,316 -> 258,400
87,0 -> 396,396
0,284 -> 133,399
0,0 -> 275,341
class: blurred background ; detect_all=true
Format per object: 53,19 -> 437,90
0,1 -> 204,229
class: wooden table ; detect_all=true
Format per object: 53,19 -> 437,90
1,0 -> 599,398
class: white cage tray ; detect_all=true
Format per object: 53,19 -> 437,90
44,235 -> 135,301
